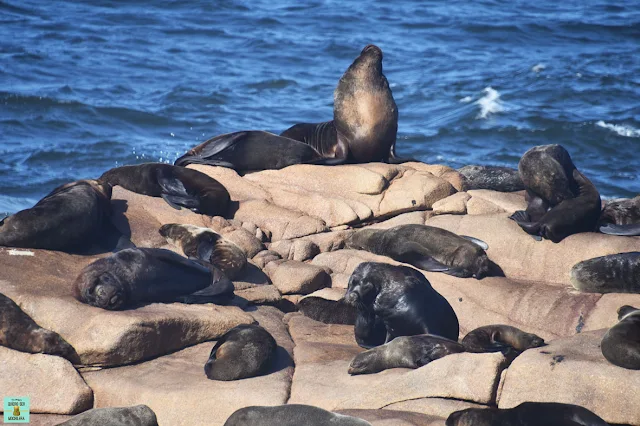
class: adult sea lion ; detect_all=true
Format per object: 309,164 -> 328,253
58,405 -> 158,426
601,305 -> 640,370
159,223 -> 247,279
345,224 -> 493,279
73,248 -> 233,310
462,325 -> 545,355
570,252 -> 640,294
0,180 -> 114,253
174,131 -> 341,171
297,296 -> 357,325
446,402 -> 609,426
0,293 -> 79,363
344,262 -> 459,343
281,44 -> 408,164
599,195 -> 640,236
458,165 -> 524,192
224,404 -> 371,426
99,163 -> 230,217
348,334 -> 465,375
205,324 -> 276,381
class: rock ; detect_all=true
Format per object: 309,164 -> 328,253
403,162 -> 466,192
223,227 -> 264,258
57,405 -> 158,426
367,211 -> 431,229
266,261 -> 331,295
583,293 -> 640,332
298,230 -> 355,253
498,330 -> 640,425
465,197 -> 506,215
251,250 -> 282,269
27,414 -> 73,425
311,249 -> 390,277
0,249 -> 254,366
83,307 -> 294,426
269,239 -> 320,261
0,347 -> 93,414
337,409 -> 446,426
188,165 -> 270,201
232,262 -> 271,290
330,273 -> 351,289
432,192 -> 470,215
235,285 -> 282,305
466,190 -> 527,214
302,287 -> 347,301
384,398 -> 487,419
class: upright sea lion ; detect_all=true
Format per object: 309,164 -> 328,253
297,297 -> 357,325
446,402 -> 609,426
348,334 -> 465,375
0,179 -> 114,253
281,45 -> 408,164
570,252 -> 640,294
462,325 -> 545,356
0,293 -> 79,363
224,404 -> 372,426
99,163 -> 230,217
174,131 -> 342,171
601,305 -> 640,370
205,324 -> 276,381
58,405 -> 158,426
458,165 -> 524,192
159,223 -> 247,279
73,248 -> 233,310
345,262 -> 459,343
345,224 -> 493,279
599,195 -> 640,236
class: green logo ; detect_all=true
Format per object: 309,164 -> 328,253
4,397 -> 29,423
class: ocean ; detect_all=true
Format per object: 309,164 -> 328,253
1,0 -> 639,214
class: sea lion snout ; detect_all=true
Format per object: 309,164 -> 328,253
361,44 -> 382,58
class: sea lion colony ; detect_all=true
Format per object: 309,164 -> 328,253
0,45 -> 638,425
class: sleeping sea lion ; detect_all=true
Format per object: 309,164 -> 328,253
224,404 -> 372,426
570,252 -> 640,294
601,305 -> 640,370
58,405 -> 158,426
458,165 -> 524,192
599,195 -> 640,236
461,325 -> 545,356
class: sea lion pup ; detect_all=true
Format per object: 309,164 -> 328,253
599,195 -> 640,236
348,334 -> 465,375
345,224 -> 493,279
224,404 -> 372,426
297,296 -> 357,325
345,262 -> 459,343
174,131 -> 342,171
204,324 -> 276,381
281,44 -> 408,164
99,163 -> 230,217
159,223 -> 246,279
73,248 -> 234,310
58,405 -> 158,426
0,179 -> 113,253
458,165 -> 525,192
570,252 -> 640,294
0,293 -> 79,363
462,325 -> 545,357
601,305 -> 640,370
446,402 -> 609,426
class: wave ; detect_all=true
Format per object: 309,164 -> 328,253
596,121 -> 640,138
475,87 -> 504,119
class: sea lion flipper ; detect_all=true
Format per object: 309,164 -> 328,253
510,210 -> 530,223
162,194 -> 200,210
406,256 -> 450,273
160,194 -> 183,210
599,223 -> 640,236
461,236 -> 489,250
443,267 -> 473,278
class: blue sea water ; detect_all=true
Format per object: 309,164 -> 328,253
1,0 -> 639,214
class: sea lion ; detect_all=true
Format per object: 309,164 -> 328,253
462,325 -> 545,356
205,324 -> 276,381
297,297 -> 357,325
348,334 -> 465,375
570,252 -> 640,294
344,262 -> 459,343
345,224 -> 493,279
446,402 -> 609,426
174,131 -> 342,171
599,195 -> 640,236
0,179 -> 114,253
224,404 -> 372,426
281,44 -> 408,164
0,293 -> 79,363
159,223 -> 247,279
601,305 -> 640,370
458,165 -> 524,192
99,163 -> 230,217
354,307 -> 387,349
73,248 -> 233,310
58,405 -> 158,426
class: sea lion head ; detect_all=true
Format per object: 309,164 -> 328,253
73,265 -> 127,310
446,408 -> 498,426
344,229 -> 380,251
158,223 -> 191,246
618,305 -> 639,320
348,348 -> 380,375
471,254 -> 492,279
344,263 -> 379,308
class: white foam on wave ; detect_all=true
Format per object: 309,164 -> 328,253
475,87 -> 504,119
532,63 -> 545,73
596,121 -> 640,138
459,96 -> 473,103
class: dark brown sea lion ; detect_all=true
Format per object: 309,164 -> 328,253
570,252 -> 640,294
297,296 -> 357,325
159,223 -> 247,279
458,165 -> 524,192
173,131 -> 342,171
462,325 -> 545,355
345,224 -> 494,279
599,195 -> 640,236
344,262 -> 459,344
446,402 -> 609,426
281,45 -> 408,164
99,163 -> 230,217
73,248 -> 233,310
0,293 -> 79,363
601,305 -> 640,370
205,324 -> 276,381
58,405 -> 158,426
224,405 -> 372,426
0,179 -> 114,253
348,334 -> 465,375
